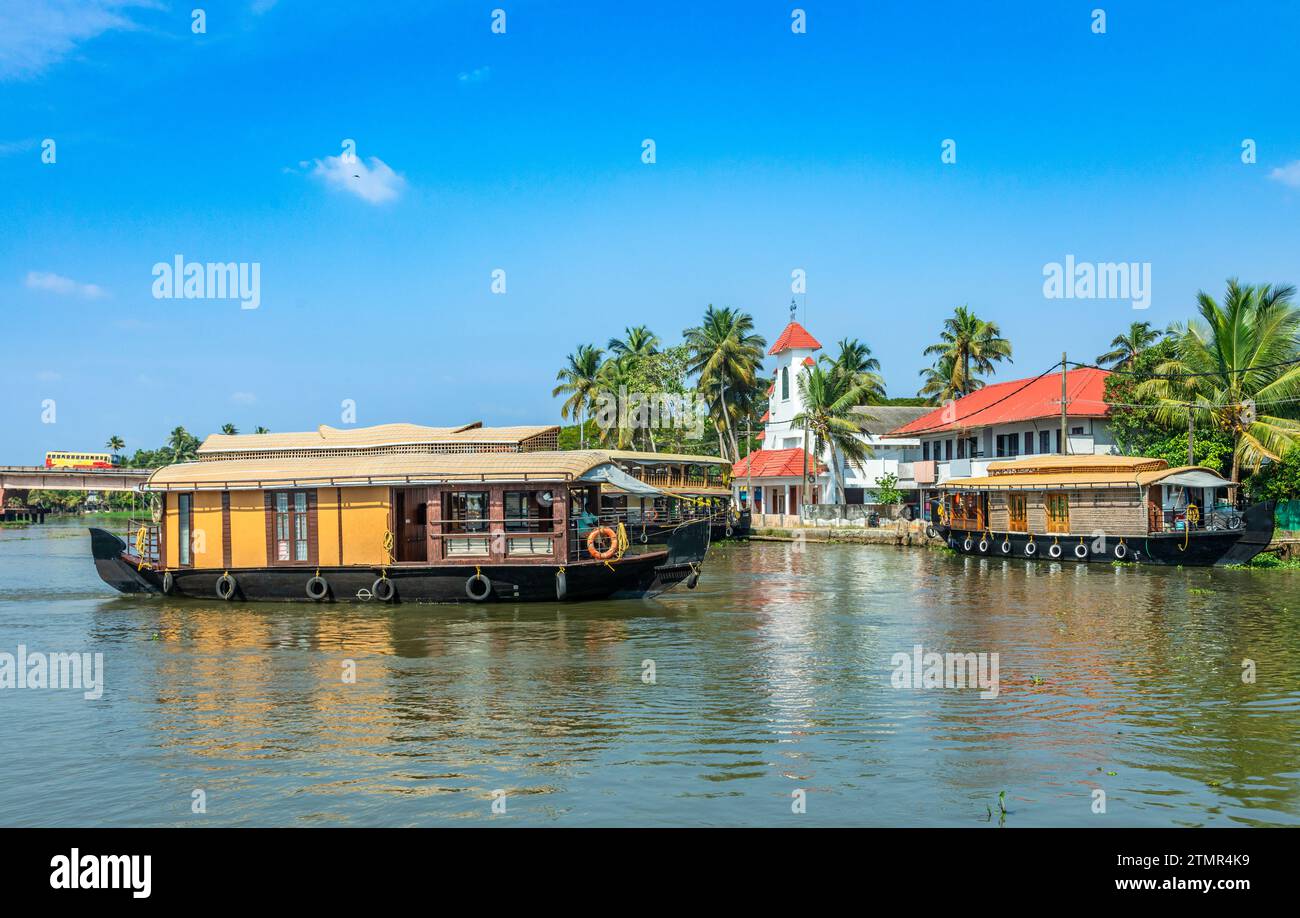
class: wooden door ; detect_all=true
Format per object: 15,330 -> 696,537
395,487 -> 428,562
1046,492 -> 1070,533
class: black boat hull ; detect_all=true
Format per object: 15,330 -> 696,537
937,501 -> 1276,566
89,523 -> 709,603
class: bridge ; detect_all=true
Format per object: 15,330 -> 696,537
0,467 -> 156,507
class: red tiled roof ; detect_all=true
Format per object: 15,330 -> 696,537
768,321 -> 822,355
801,356 -> 815,367
759,410 -> 770,422
767,383 -> 775,396
888,368 -> 1111,436
732,448 -> 825,479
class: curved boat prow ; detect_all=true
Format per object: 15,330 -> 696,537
89,528 -> 161,594
1216,500 -> 1277,566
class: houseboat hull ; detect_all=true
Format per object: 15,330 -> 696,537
935,500 -> 1275,567
89,524 -> 709,604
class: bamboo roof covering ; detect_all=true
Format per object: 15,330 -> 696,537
941,456 -> 1229,491
986,455 -> 1167,475
196,422 -> 558,455
148,450 -> 613,491
606,450 -> 729,465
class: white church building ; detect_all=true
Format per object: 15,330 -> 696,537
731,317 -> 928,522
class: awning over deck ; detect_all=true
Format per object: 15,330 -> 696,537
578,463 -> 664,496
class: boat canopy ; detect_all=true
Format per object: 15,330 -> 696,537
578,463 -> 665,495
605,450 -> 729,466
1144,468 -> 1231,489
146,450 -> 616,491
941,455 -> 1233,492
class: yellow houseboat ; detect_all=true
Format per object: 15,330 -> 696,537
89,423 -> 709,603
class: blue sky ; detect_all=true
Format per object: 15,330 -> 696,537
3,0 -> 1300,460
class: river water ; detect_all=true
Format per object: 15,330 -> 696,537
1,519 -> 1296,827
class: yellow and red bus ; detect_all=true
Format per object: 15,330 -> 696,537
45,451 -> 122,469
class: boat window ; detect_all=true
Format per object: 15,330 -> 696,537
957,438 -> 966,459
945,439 -> 953,461
178,494 -> 193,565
444,491 -> 490,533
1023,432 -> 1034,455
504,490 -> 555,533
1039,430 -> 1050,454
271,491 -> 310,561
923,441 -> 930,461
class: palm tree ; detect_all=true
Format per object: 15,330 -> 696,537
220,423 -> 238,435
553,344 -> 605,449
917,353 -> 982,404
683,306 -> 766,462
823,338 -> 886,403
593,354 -> 638,449
253,426 -> 270,434
1137,279 -> 1300,489
607,326 -> 660,360
793,364 -> 877,504
105,436 -> 124,456
922,305 -> 1013,397
1097,321 -> 1162,370
167,426 -> 199,462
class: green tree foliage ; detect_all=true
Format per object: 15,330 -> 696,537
1104,339 -> 1234,471
1136,279 -> 1300,487
873,472 -> 904,506
921,305 -> 1013,399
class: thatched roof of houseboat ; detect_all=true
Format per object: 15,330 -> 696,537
605,450 -> 729,466
147,450 -> 615,491
940,455 -> 1232,491
196,422 -> 559,458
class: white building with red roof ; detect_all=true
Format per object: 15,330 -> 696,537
732,314 -> 929,521
885,366 -> 1117,518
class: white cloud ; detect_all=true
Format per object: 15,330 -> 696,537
25,271 -> 108,299
230,391 -> 257,405
0,138 -> 38,157
310,154 -> 407,205
1268,160 -> 1300,189
457,66 -> 491,85
0,1 -> 154,81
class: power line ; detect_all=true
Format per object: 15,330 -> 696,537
1072,356 -> 1300,379
900,363 -> 1063,436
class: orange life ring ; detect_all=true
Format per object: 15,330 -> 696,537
587,526 -> 618,560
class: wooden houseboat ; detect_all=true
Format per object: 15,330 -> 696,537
599,451 -> 750,544
88,423 -> 710,603
932,455 -> 1275,566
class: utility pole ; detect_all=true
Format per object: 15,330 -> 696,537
746,419 -> 753,513
800,423 -> 807,523
1187,403 -> 1195,466
1059,352 -> 1068,455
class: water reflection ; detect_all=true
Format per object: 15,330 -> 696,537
1,523 -> 1297,826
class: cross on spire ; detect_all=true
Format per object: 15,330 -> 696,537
789,297 -> 797,323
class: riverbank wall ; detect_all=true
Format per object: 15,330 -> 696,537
749,519 -> 936,547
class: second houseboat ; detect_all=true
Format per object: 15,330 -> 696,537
933,454 -> 1275,566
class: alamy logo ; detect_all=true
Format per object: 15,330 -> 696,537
1042,255 -> 1151,309
50,849 -> 151,898
152,255 -> 261,309
890,644 -> 1000,699
594,387 -> 708,438
0,645 -> 103,699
